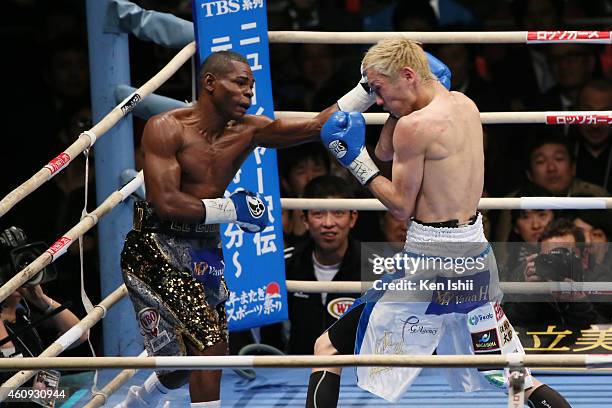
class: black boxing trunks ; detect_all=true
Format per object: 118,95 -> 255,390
120,201 -> 228,365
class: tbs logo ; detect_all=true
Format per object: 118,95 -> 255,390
200,1 -> 241,17
328,140 -> 348,159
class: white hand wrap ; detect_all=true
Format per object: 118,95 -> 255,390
349,148 -> 380,185
0,346 -> 16,358
337,83 -> 375,112
201,198 -> 237,224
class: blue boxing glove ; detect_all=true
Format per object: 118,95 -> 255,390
322,111 -> 380,185
201,190 -> 268,233
426,51 -> 451,90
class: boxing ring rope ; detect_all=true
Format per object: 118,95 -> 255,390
275,111 -> 612,125
1,353 -> 611,370
281,197 -> 612,211
0,284 -> 127,402
285,280 -> 612,294
0,172 -> 143,304
0,42 -> 196,220
1,13 -> 610,403
268,30 -> 612,44
83,350 -> 148,408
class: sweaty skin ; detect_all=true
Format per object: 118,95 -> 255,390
140,58 -> 337,402
367,68 -> 484,223
143,59 -> 337,223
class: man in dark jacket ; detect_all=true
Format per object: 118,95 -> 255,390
285,175 -> 363,354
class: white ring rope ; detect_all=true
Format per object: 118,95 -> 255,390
0,285 -> 127,402
1,354 -> 610,370
268,30 -> 612,44
0,172 -> 143,304
83,350 -> 148,408
0,42 -> 196,219
275,111 -> 612,125
281,197 -> 612,211
286,280 -> 612,294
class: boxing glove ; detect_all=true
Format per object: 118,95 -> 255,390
427,52 -> 451,90
202,190 -> 268,233
321,111 -> 380,185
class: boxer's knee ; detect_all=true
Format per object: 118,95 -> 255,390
314,332 -> 337,356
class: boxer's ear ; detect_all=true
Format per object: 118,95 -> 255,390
202,72 -> 216,92
399,66 -> 416,82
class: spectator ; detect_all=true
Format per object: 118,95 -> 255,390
572,78 -> 612,191
268,10 -> 303,111
502,209 -> 555,280
495,134 -> 609,242
279,143 -> 331,247
488,0 -> 564,110
379,211 -> 407,253
0,226 -> 88,407
536,43 -> 598,114
284,176 -> 362,354
392,0 -> 439,32
572,210 -> 612,320
296,43 -> 351,112
572,210 -> 612,271
503,218 -> 602,349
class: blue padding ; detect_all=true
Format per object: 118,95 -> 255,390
91,367 -> 612,407
106,0 -> 194,48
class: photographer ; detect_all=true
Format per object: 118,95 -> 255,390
504,218 -> 602,349
0,226 -> 87,407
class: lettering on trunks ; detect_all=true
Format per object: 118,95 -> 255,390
498,318 -> 513,346
401,315 -> 438,341
370,331 -> 405,377
494,302 -> 505,320
471,328 -> 500,352
468,312 -> 494,327
425,271 -> 491,315
149,330 -> 171,353
193,260 -> 224,277
138,308 -> 160,337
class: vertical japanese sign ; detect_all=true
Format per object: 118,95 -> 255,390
193,0 -> 287,331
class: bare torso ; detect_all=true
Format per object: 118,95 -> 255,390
166,107 -> 259,199
402,90 -> 484,223
142,101 -> 334,223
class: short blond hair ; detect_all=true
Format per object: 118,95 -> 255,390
362,38 -> 434,83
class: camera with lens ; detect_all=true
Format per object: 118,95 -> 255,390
534,246 -> 584,282
0,226 -> 57,287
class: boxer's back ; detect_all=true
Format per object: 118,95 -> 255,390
410,90 -> 484,223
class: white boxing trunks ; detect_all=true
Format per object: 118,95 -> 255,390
353,213 -> 532,402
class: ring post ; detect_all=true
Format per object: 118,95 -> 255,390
86,0 -> 140,356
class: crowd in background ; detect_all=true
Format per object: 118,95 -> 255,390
2,0 -> 612,357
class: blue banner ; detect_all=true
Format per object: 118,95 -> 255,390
192,0 -> 288,331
